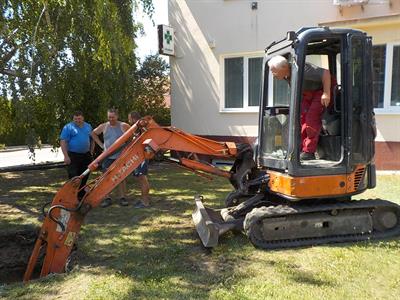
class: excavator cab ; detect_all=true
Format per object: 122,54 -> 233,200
193,27 -> 400,249
259,27 -> 375,190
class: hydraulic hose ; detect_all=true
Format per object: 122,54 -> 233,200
47,199 -> 85,232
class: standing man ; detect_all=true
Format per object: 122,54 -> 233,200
268,55 -> 331,160
60,111 -> 94,198
91,108 -> 130,207
128,112 -> 151,208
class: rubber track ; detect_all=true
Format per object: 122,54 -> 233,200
243,199 -> 400,249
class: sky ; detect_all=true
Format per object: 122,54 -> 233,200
135,0 -> 169,61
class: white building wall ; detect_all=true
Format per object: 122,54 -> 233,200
169,0 -> 400,141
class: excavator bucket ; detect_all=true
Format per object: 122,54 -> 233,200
192,195 -> 242,247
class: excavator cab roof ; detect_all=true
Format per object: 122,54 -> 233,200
266,27 -> 366,55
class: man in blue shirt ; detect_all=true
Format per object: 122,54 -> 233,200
60,111 -> 94,198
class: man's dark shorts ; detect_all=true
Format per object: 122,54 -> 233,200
102,158 -> 148,177
133,160 -> 148,177
102,158 -> 115,172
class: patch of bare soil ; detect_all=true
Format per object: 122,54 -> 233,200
0,227 -> 40,284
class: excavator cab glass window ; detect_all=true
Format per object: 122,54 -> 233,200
260,106 -> 289,160
259,54 -> 292,164
267,73 -> 291,106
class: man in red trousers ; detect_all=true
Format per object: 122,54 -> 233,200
268,55 -> 331,160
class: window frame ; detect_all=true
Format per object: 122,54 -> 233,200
220,52 -> 264,113
374,42 -> 400,114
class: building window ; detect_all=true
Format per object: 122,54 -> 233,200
223,55 -> 263,110
391,45 -> 400,107
372,43 -> 400,111
372,45 -> 386,108
224,57 -> 243,108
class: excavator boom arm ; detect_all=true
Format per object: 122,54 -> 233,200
23,117 -> 238,281
84,117 -> 237,208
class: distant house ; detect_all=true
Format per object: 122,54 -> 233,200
168,0 -> 400,170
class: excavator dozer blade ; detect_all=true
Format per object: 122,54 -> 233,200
192,195 -> 242,248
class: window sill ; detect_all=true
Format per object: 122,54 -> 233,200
374,108 -> 400,115
219,108 -> 259,114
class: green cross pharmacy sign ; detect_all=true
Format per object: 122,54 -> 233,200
158,24 -> 175,56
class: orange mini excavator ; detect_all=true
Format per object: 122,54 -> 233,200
24,27 -> 400,282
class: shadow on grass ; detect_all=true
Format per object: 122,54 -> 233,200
265,259 -> 336,287
0,164 -> 240,298
0,169 -> 65,228
68,218 -> 242,298
2,165 -> 400,298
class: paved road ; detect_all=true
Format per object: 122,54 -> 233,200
0,145 -> 63,168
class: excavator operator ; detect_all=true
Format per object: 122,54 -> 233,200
268,55 -> 331,160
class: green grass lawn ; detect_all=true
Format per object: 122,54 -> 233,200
0,164 -> 400,299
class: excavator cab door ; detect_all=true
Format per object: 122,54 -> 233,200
258,28 -> 375,178
347,33 -> 375,166
257,44 -> 294,171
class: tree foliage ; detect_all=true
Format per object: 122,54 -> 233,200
0,0 -> 160,146
0,96 -> 12,136
133,54 -> 170,125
